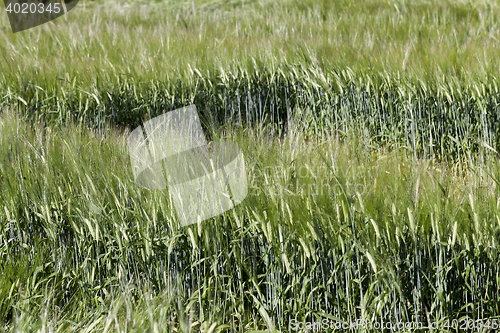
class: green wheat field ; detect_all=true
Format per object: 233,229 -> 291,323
2,0 -> 500,331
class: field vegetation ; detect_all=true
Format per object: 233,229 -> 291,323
2,0 -> 500,331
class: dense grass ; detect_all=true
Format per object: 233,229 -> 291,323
3,0 -> 500,161
0,107 -> 500,331
2,0 -> 500,331
2,0 -> 500,81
